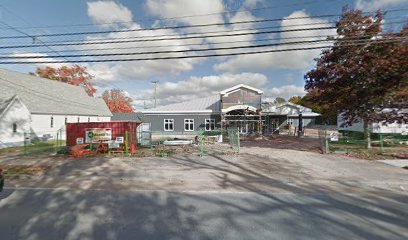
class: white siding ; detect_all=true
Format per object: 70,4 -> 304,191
337,113 -> 407,134
31,114 -> 111,140
0,100 -> 31,148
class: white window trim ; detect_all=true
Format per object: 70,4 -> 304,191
205,119 -> 215,131
164,119 -> 174,131
184,119 -> 194,131
287,119 -> 294,125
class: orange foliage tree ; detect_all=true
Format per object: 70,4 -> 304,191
102,89 -> 134,113
35,65 -> 96,96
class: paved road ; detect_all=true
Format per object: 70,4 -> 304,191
0,188 -> 407,240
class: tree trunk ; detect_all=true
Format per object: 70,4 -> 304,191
363,120 -> 372,149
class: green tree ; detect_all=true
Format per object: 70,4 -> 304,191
288,96 -> 302,105
305,9 -> 408,148
274,97 -> 286,104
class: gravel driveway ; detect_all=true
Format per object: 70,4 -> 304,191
2,143 -> 407,195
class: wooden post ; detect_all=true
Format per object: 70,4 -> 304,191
125,131 -> 129,156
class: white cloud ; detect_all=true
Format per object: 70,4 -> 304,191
145,0 -> 224,26
87,1 -> 133,27
214,10 -> 336,72
132,72 -> 268,108
130,72 -> 304,110
83,2 -> 206,81
83,1 -> 265,82
263,85 -> 306,100
146,0 -> 259,47
356,0 -> 408,11
9,52 -> 64,68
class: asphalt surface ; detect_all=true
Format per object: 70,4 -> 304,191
0,188 -> 407,240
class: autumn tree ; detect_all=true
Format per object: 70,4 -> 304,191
305,8 -> 408,148
102,89 -> 134,113
34,65 -> 96,96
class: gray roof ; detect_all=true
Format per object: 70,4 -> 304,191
262,102 -> 320,116
0,95 -> 17,118
0,68 -> 112,116
111,112 -> 144,122
143,95 -> 221,113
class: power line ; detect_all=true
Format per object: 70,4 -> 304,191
0,39 -> 403,64
3,32 -> 401,55
1,19 -> 405,50
0,26 -> 353,49
1,8 -> 406,40
0,0 -> 341,30
36,19 -> 407,44
0,8 -> 123,91
0,20 -> 69,60
3,37 -> 406,59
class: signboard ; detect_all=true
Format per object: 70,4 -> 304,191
85,128 -> 112,143
116,136 -> 124,143
330,132 -> 339,141
76,138 -> 84,144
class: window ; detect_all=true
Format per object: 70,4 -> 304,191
50,116 -> 54,128
205,119 -> 215,131
164,119 -> 174,131
287,119 -> 294,126
12,123 -> 17,133
184,119 -> 194,131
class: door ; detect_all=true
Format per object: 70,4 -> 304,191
137,123 -> 152,147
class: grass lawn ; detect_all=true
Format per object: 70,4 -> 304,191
0,140 -> 66,156
329,141 -> 408,160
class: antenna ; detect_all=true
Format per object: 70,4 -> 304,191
151,80 -> 159,108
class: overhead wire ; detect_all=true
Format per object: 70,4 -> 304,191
0,0 -> 343,30
2,36 -> 406,59
34,19 -> 407,44
1,8 -> 406,40
0,5 -> 123,90
0,38 -> 404,64
2,31 -> 403,55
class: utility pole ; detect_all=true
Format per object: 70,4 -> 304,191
151,80 -> 158,108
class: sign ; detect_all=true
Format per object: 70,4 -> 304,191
116,136 -> 124,143
76,138 -> 84,144
330,132 -> 339,141
85,128 -> 112,143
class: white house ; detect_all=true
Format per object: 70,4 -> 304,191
0,68 -> 112,148
337,111 -> 408,135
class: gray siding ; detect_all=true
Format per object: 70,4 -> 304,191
288,117 -> 315,127
144,113 -> 221,135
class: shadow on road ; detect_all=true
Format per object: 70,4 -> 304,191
0,152 -> 407,239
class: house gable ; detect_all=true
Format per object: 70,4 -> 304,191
220,85 -> 263,111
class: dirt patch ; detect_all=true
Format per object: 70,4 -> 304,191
3,165 -> 51,176
240,135 -> 322,153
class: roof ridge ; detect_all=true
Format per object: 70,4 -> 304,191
0,67 -> 89,92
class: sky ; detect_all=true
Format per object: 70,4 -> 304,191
0,0 -> 407,110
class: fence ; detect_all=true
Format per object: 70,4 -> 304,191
21,129 -> 66,156
1,126 -> 241,158
318,128 -> 408,154
198,127 -> 240,157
